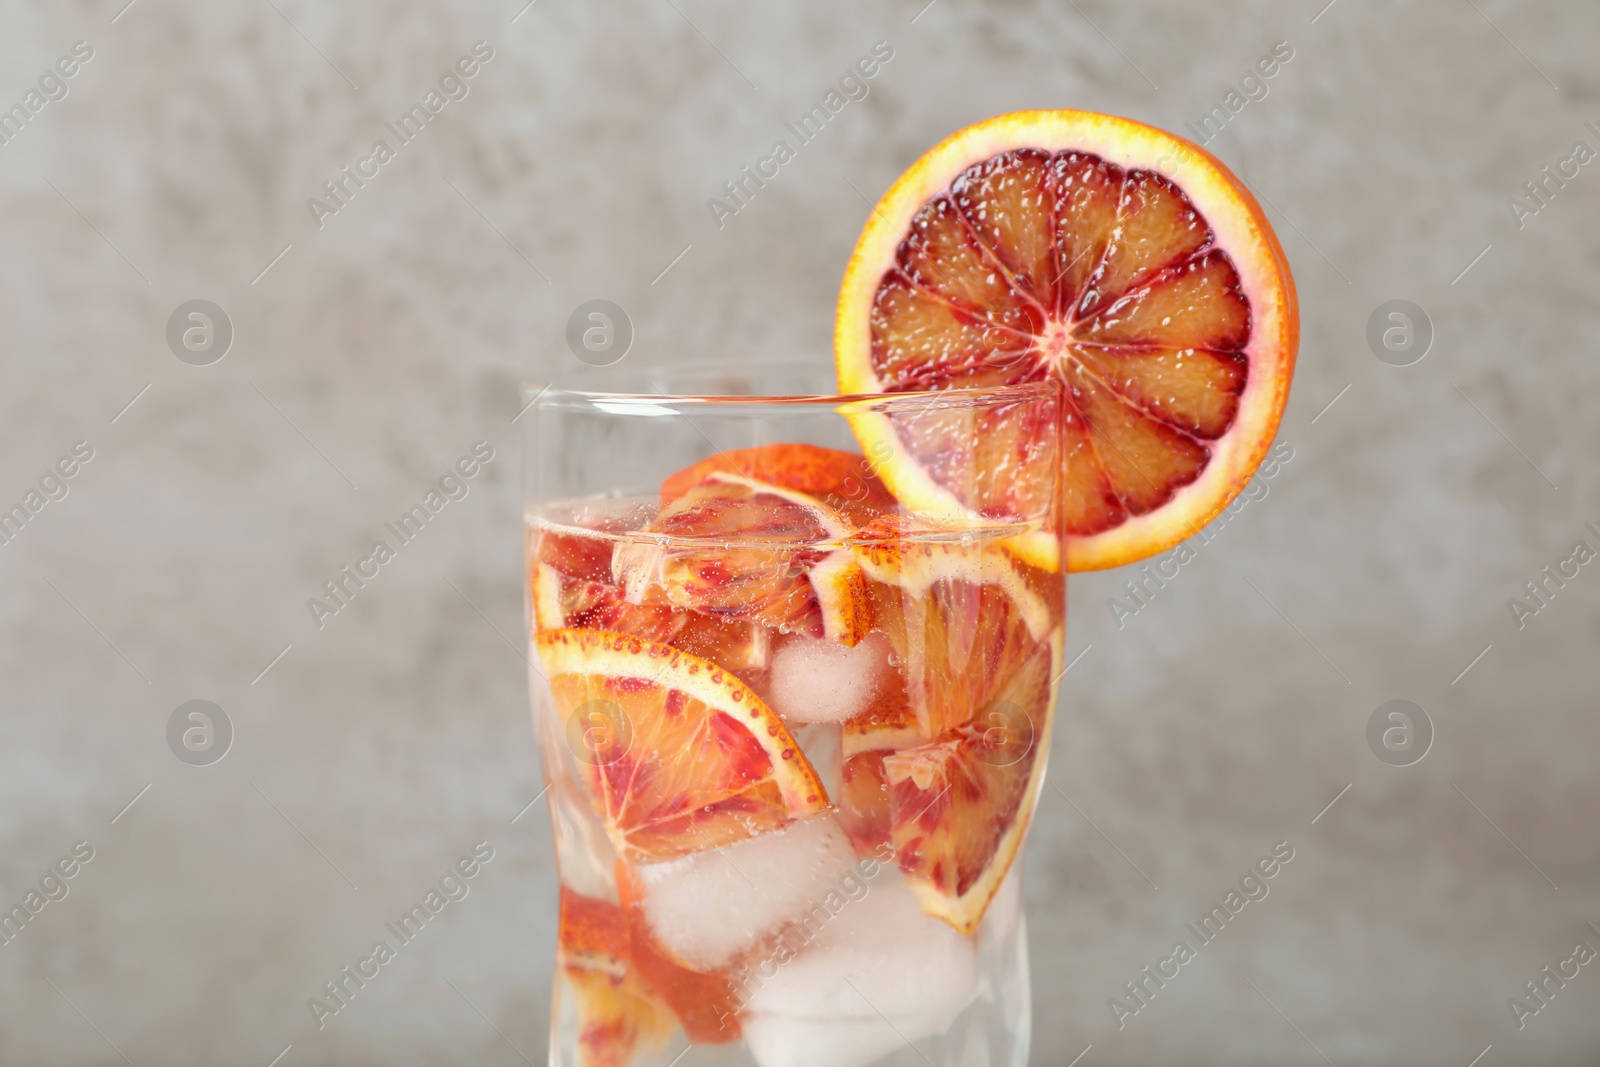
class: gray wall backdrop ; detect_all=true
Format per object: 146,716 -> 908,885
2,1 -> 1597,1064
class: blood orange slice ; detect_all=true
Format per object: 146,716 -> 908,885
835,682 -> 918,853
841,679 -> 921,760
557,887 -> 674,1067
661,443 -> 896,525
836,110 -> 1297,572
881,720 -> 1042,936
851,517 -> 1057,741
844,525 -> 1063,932
530,527 -> 770,673
535,629 -> 830,864
612,475 -> 871,646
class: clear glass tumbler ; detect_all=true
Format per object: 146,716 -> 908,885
522,368 -> 1065,1067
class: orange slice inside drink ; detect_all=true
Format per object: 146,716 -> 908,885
534,629 -> 831,865
661,442 -> 896,526
838,523 -> 1063,933
557,887 -> 674,1067
613,466 -> 872,646
530,526 -> 770,673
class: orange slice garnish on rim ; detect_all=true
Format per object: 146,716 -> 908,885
835,109 -> 1298,572
534,629 -> 831,865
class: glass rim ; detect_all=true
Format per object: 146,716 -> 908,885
521,376 -> 1060,409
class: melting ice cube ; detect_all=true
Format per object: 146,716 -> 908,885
766,631 -> 895,724
633,814 -> 858,972
742,869 -> 979,1067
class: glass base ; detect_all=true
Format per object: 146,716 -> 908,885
550,870 -> 1031,1067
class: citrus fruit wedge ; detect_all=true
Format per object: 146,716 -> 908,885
531,527 -> 770,673
557,887 -> 675,1067
535,629 -> 830,864
834,682 -> 917,853
661,443 -> 896,526
881,716 -> 1047,937
840,679 -> 920,760
841,525 -> 1062,932
837,748 -> 895,856
612,475 -> 871,646
835,109 -> 1297,572
851,516 -> 1057,741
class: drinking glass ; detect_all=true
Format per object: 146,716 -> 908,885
522,367 -> 1066,1067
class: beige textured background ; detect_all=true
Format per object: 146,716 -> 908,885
1,1 -> 1597,1064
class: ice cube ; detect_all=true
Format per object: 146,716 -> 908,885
743,869 -> 977,1021
766,631 -> 894,724
740,869 -> 978,1067
633,815 -> 858,972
